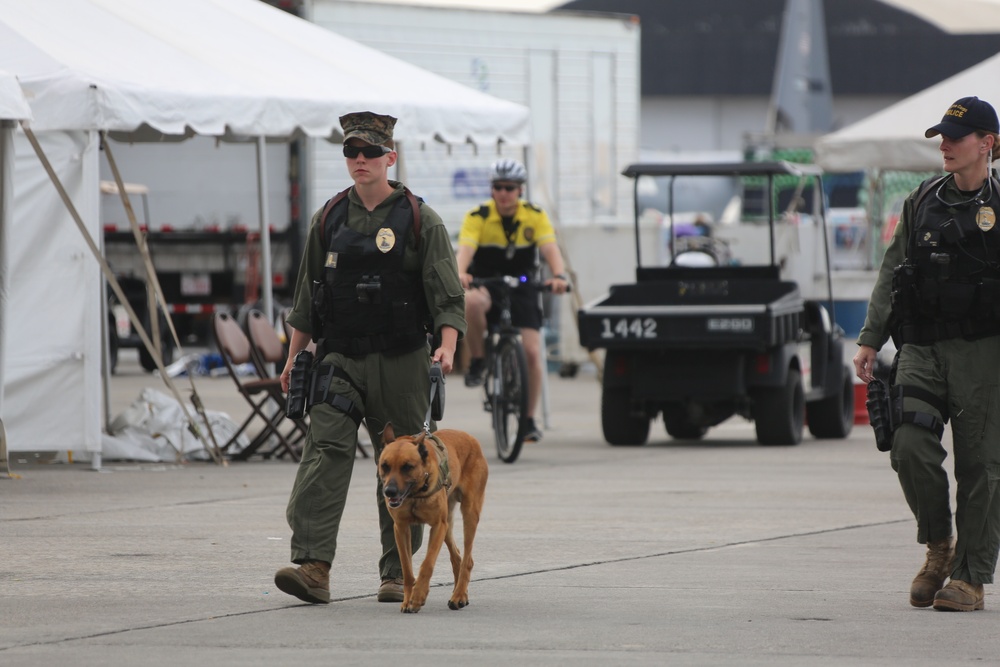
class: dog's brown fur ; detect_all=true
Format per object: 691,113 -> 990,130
379,424 -> 488,613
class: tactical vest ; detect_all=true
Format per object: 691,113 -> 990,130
317,193 -> 430,356
893,175 -> 1000,343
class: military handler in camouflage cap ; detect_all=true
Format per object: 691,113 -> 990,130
273,111 -> 466,604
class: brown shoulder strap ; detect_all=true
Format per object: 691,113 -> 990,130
404,187 -> 422,248
318,187 -> 352,240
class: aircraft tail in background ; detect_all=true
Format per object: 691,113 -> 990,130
766,0 -> 833,135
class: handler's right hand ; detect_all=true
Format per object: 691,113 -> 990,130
853,344 -> 877,384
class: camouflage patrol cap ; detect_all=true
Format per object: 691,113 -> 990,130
339,111 -> 397,145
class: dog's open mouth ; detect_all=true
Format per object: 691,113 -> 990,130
384,481 -> 416,509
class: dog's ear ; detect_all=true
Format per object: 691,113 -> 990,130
417,440 -> 429,463
381,422 -> 396,445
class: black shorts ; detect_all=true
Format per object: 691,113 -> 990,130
485,282 -> 542,330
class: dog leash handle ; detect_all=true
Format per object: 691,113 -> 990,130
423,361 -> 445,433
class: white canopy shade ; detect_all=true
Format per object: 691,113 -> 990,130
878,0 -> 1000,34
0,69 -> 30,121
0,0 -> 530,144
0,0 -> 530,460
814,51 -> 1000,172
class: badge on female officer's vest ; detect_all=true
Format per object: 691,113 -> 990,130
977,206 -> 996,232
376,228 -> 396,253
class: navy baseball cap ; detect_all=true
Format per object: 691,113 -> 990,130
925,96 -> 999,139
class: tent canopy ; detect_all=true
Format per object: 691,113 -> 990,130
813,51 -> 1000,172
877,0 -> 1000,34
0,69 -> 30,121
0,0 -> 530,144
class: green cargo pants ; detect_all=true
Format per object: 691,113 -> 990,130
285,344 -> 431,580
890,335 -> 1000,584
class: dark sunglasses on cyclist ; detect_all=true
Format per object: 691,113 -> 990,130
492,183 -> 520,192
343,144 -> 392,159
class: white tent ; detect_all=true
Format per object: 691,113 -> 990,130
877,0 -> 1000,34
0,0 -> 530,459
0,69 -> 31,459
1,0 -> 530,143
814,52 -> 1000,172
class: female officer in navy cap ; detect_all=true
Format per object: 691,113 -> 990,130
855,96 -> 1000,612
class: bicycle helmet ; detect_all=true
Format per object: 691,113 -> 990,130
489,158 -> 527,184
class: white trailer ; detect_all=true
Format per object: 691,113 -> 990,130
305,0 -> 641,367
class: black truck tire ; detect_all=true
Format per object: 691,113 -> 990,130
752,368 -> 804,446
107,312 -> 119,375
601,385 -> 650,446
139,334 -> 175,372
806,367 -> 854,439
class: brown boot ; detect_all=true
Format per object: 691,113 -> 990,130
909,538 -> 953,608
377,577 -> 404,603
933,579 -> 985,612
274,560 -> 331,604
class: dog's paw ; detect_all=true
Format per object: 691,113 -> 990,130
401,605 -> 420,614
448,597 -> 469,610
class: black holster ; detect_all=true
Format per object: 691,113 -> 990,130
285,349 -> 314,420
866,378 -> 894,452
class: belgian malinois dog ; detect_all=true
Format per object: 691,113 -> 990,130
379,424 -> 488,613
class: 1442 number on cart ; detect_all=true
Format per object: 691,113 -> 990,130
600,317 -> 657,339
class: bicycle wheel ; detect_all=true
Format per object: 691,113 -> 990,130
492,336 -> 529,463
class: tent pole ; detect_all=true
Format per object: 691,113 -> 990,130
255,136 -> 274,334
394,141 -> 407,184
101,137 -> 183,355
0,121 -> 13,477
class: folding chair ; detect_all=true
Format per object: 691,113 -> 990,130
212,311 -> 300,462
245,309 -> 309,450
245,309 -> 370,459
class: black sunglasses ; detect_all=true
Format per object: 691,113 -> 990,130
343,144 -> 392,159
492,183 -> 520,192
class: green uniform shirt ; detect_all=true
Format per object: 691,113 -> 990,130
856,187 -> 916,351
286,181 -> 466,342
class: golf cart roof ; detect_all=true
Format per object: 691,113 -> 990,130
621,161 -> 823,179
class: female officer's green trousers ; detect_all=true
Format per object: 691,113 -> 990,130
891,335 -> 1000,584
285,345 -> 431,580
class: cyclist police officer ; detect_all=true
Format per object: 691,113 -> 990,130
456,159 -> 569,443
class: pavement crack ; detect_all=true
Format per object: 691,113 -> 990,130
471,517 -> 912,582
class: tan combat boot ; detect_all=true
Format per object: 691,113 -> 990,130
933,579 -> 985,612
909,537 -> 953,608
377,576 -> 404,603
274,560 -> 331,604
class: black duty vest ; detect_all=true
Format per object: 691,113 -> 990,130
896,176 -> 1000,342
318,194 -> 429,356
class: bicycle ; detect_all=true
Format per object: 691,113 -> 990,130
469,275 -> 568,464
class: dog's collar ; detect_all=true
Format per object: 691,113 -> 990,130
410,472 -> 442,499
409,433 -> 451,499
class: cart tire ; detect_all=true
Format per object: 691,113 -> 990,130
601,380 -> 649,446
752,368 -> 804,446
806,367 -> 854,439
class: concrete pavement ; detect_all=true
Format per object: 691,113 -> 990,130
1,350 -> 997,666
